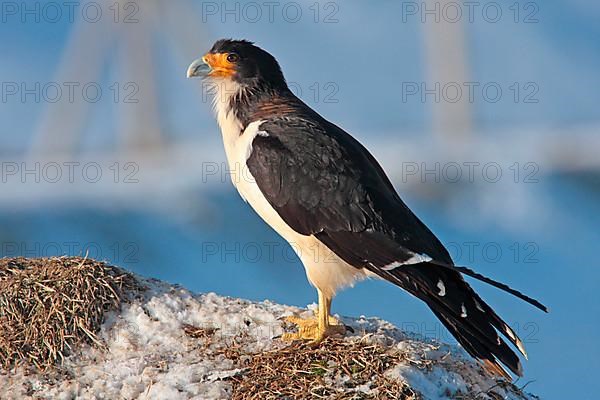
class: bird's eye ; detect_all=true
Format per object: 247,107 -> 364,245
227,53 -> 239,63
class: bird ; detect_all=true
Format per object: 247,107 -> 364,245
187,39 -> 548,379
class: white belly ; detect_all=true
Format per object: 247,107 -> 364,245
222,120 -> 367,297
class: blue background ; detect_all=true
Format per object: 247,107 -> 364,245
1,1 -> 599,398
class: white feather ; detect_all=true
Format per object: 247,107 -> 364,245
437,280 -> 446,296
382,253 -> 433,271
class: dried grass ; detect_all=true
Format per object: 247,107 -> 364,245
227,338 -> 421,400
182,323 -> 219,340
0,256 -> 138,371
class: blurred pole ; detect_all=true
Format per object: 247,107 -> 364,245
422,0 -> 473,143
116,0 -> 164,155
27,1 -> 114,161
26,0 -> 210,162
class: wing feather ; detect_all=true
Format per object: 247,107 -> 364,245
247,116 -> 452,267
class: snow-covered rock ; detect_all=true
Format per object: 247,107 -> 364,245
0,273 -> 538,400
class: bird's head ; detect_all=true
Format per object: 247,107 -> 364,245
187,39 -> 287,91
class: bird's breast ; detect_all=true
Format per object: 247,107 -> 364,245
222,120 -> 298,239
217,118 -> 369,296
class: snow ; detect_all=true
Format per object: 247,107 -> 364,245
0,274 -> 537,399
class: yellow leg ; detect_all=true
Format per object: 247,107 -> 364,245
318,289 -> 331,335
282,289 -> 345,343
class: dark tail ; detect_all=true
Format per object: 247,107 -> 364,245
381,263 -> 542,378
429,260 -> 549,313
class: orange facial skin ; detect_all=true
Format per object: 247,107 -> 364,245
203,53 -> 236,78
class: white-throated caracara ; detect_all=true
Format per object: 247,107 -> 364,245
187,39 -> 547,378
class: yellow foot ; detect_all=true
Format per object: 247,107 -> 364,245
281,315 -> 346,343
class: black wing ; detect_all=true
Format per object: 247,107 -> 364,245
247,115 -> 546,377
247,116 -> 452,267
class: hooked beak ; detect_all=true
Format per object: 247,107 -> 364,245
187,57 -> 211,78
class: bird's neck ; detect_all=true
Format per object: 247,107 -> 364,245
213,80 -> 302,128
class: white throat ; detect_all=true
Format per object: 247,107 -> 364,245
207,78 -> 245,164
